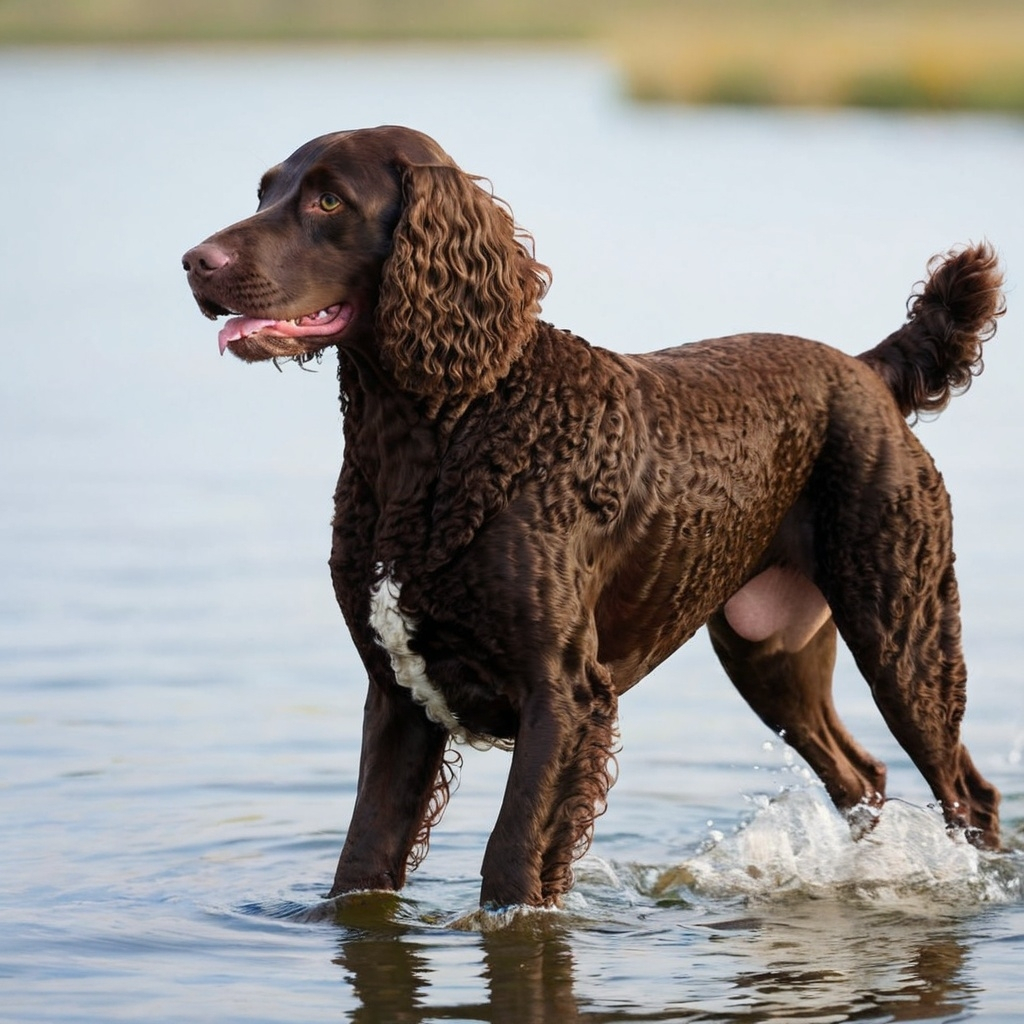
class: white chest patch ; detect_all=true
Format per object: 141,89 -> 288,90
368,574 -> 510,751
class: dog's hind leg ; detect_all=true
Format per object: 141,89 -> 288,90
826,555 -> 1000,848
708,609 -> 887,822
813,420 -> 1001,848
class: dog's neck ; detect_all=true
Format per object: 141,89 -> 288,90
333,330 -> 547,582
337,342 -> 477,432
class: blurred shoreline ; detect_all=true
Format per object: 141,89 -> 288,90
2,0 -> 1024,114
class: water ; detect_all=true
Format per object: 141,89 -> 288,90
2,45 -> 1023,1022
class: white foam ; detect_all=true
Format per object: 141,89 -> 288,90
448,902 -> 563,933
654,788 -> 1022,907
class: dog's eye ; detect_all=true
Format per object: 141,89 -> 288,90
317,193 -> 343,213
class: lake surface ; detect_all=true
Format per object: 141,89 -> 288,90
2,45 -> 1023,1022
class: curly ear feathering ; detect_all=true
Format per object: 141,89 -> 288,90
184,125 -> 1004,910
375,158 -> 551,413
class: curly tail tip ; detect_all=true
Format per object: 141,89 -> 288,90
859,242 -> 1005,418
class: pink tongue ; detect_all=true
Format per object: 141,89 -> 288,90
218,304 -> 350,354
218,317 -> 277,352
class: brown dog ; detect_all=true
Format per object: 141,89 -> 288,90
183,126 -> 1003,909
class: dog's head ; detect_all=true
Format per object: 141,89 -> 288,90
183,126 -> 549,406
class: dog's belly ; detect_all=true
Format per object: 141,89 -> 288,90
723,566 -> 831,651
595,488 -> 824,686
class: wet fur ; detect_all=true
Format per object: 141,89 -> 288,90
183,126 -> 1004,908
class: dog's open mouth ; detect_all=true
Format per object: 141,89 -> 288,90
216,303 -> 354,355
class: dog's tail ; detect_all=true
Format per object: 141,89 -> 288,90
858,243 -> 1005,417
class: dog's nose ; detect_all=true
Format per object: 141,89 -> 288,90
182,242 -> 232,278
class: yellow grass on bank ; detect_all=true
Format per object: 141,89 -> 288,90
0,0 -> 597,43
605,3 -> 1024,112
3,0 -> 1024,113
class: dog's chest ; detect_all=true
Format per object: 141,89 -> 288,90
368,574 -> 512,751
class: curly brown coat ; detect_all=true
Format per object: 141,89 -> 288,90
184,125 -> 1004,909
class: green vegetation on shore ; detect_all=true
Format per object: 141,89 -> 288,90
3,0 -> 1024,114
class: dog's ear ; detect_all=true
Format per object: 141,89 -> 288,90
375,159 -> 549,413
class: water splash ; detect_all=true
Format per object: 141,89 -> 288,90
651,788 -> 1023,907
448,902 -> 565,934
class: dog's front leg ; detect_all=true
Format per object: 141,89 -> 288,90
328,681 -> 449,898
479,667 -> 618,909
